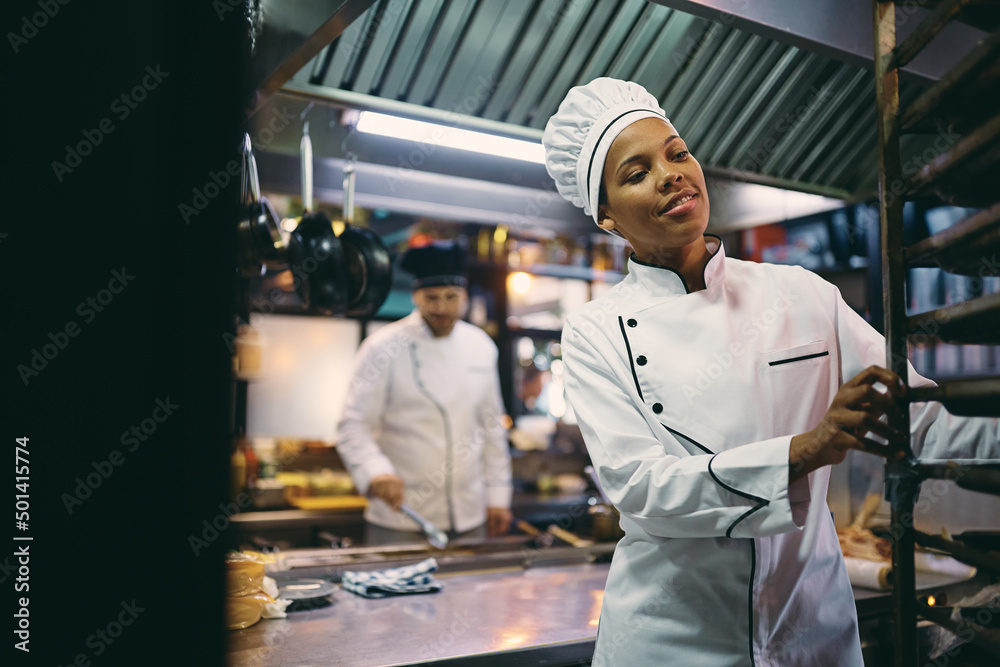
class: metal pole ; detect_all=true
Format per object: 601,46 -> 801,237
873,2 -> 918,665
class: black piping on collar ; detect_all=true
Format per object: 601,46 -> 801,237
629,233 -> 723,295
585,108 -> 664,213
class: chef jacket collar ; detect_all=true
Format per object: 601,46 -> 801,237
405,310 -> 433,339
627,234 -> 725,296
406,309 -> 453,340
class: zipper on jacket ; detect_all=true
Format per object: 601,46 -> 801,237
409,342 -> 456,531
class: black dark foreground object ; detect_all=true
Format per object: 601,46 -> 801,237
5,1 -> 246,664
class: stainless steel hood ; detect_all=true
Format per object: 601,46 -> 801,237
247,0 -> 993,231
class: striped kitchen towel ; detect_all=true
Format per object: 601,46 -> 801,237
340,558 -> 443,599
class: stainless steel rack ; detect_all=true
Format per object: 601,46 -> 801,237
872,1 -> 1000,665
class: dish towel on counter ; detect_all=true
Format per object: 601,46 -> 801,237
340,558 -> 443,599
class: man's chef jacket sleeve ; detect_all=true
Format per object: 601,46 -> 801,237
478,343 -> 513,509
830,283 -> 998,463
336,337 -> 398,494
563,323 -> 810,540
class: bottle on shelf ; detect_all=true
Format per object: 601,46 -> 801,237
230,441 -> 246,502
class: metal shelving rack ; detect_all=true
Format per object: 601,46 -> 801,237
872,1 -> 1000,665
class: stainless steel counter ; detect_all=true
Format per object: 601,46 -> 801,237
227,562 -> 607,666
226,539 -> 975,666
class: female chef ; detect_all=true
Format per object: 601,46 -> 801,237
542,78 -> 997,666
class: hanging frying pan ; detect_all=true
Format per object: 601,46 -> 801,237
341,225 -> 392,317
338,156 -> 392,318
238,133 -> 286,277
287,122 -> 348,315
287,211 -> 348,316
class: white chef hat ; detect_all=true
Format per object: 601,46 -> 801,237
543,78 -> 668,222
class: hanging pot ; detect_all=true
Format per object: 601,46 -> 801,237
340,225 -> 392,318
238,133 -> 286,277
338,156 -> 393,318
287,123 -> 349,315
287,211 -> 348,316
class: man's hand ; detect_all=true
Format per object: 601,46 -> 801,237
368,474 -> 404,510
486,507 -> 513,537
790,365 -> 907,483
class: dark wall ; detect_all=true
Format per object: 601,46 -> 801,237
5,2 -> 245,664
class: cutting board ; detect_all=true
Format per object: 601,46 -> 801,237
288,495 -> 368,512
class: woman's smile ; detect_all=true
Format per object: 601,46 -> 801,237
658,190 -> 698,217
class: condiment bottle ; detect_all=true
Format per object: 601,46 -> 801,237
244,442 -> 258,488
231,443 -> 246,502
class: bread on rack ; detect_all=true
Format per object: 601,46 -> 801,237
837,493 -> 892,563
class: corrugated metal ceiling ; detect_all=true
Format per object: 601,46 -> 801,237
288,0 -> 940,200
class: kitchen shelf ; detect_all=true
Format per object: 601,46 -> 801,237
507,326 -> 564,338
873,3 -> 1000,664
891,0 -> 971,72
906,291 -> 1000,344
908,377 -> 1000,417
905,202 -> 1000,274
917,600 -> 1000,659
907,113 -> 1000,198
913,461 -> 1000,495
914,529 -> 1000,574
900,28 -> 1000,132
513,262 -> 626,283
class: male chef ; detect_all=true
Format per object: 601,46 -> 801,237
337,240 -> 513,545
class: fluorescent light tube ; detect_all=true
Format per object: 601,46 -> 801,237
356,111 -> 545,164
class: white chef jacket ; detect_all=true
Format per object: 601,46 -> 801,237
337,311 -> 513,533
562,236 -> 997,666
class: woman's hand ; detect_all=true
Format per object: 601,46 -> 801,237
790,365 -> 907,483
368,473 -> 405,509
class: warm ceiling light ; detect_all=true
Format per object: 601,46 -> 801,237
509,271 -> 532,295
356,111 -> 545,163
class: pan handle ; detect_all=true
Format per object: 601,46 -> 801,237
343,154 -> 357,226
241,133 -> 261,204
300,121 -> 313,212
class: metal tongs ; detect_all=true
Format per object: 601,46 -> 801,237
400,504 -> 449,550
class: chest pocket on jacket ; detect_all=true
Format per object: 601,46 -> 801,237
759,340 -> 832,433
